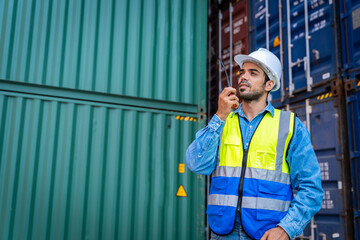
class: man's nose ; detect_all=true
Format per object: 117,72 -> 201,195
238,73 -> 248,83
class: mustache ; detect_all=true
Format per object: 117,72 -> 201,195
239,80 -> 251,87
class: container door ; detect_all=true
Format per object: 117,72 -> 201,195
286,0 -> 339,94
219,0 -> 249,91
347,89 -> 360,239
250,0 -> 284,103
290,95 -> 352,239
341,0 -> 360,79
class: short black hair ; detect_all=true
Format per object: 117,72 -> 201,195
264,73 -> 270,84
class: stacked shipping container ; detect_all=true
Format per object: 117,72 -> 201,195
0,0 -> 207,239
208,0 -> 360,239
342,0 -> 360,238
207,0 -> 249,118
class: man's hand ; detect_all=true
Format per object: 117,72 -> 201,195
215,87 -> 239,121
260,227 -> 289,240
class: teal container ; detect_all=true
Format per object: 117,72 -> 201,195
0,90 -> 206,240
0,0 -> 207,239
0,0 -> 207,107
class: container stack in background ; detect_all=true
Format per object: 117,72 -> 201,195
208,0 -> 360,239
0,0 -> 207,239
342,0 -> 360,238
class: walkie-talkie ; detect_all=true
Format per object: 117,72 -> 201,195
218,58 -> 238,109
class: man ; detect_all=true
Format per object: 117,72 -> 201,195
186,48 -> 323,240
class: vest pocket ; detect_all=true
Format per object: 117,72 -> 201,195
206,206 -> 224,216
258,180 -> 290,196
220,136 -> 241,167
206,206 -> 224,231
210,177 -> 227,195
252,151 -> 276,170
256,181 -> 290,221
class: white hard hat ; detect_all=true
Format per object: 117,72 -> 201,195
234,48 -> 282,92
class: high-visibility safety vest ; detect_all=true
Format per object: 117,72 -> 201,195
206,109 -> 295,240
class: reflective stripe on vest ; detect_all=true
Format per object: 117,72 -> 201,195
213,166 -> 290,184
207,109 -> 295,239
208,194 -> 291,212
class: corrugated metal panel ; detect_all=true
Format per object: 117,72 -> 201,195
0,0 -> 207,106
250,0 -> 281,55
207,0 -> 249,118
287,0 -> 339,90
341,0 -> 360,79
289,95 -> 352,239
250,0 -> 283,102
0,91 -> 205,240
347,88 -> 360,239
219,0 -> 249,89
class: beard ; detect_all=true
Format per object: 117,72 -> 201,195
238,81 -> 266,101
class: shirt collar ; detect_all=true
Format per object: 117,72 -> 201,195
233,101 -> 275,118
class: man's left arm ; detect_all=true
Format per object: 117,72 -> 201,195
275,117 -> 324,239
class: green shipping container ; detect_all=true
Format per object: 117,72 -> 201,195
0,0 -> 207,106
0,91 -> 205,239
0,0 -> 207,239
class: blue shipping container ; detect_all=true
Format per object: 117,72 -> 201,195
287,0 -> 339,91
249,0 -> 284,103
289,95 -> 350,239
250,0 -> 339,102
341,0 -> 360,79
347,88 -> 360,239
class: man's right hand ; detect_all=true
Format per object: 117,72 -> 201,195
215,87 -> 239,121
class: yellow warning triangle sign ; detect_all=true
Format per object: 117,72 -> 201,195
273,36 -> 280,48
176,184 -> 187,197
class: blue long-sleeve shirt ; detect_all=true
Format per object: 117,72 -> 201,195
186,102 -> 324,239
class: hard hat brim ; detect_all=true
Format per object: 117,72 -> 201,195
234,55 -> 280,92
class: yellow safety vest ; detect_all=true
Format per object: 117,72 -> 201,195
206,109 -> 295,239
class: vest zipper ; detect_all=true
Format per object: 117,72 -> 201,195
236,113 -> 265,212
237,150 -> 248,211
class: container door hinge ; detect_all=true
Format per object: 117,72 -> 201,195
331,79 -> 342,96
344,79 -> 358,92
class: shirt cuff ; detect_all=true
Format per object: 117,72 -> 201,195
277,214 -> 300,239
208,114 -> 225,133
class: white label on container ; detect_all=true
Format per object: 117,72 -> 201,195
234,41 -> 243,55
319,162 -> 329,180
224,25 -> 230,33
311,0 -> 325,8
322,72 -> 330,79
310,8 -> 325,22
322,190 -> 335,209
312,19 -> 327,33
255,7 -> 266,20
353,8 -> 360,30
338,181 -> 343,189
329,0 -> 333,5
233,19 -> 243,27
332,233 -> 340,238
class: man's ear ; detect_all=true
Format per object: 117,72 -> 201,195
265,79 -> 275,92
